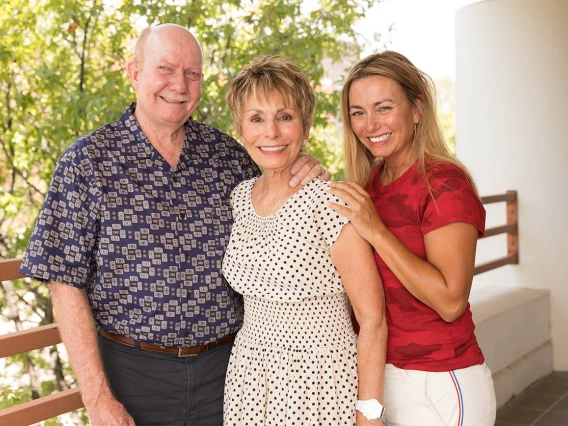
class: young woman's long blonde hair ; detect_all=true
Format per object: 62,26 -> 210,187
341,51 -> 477,195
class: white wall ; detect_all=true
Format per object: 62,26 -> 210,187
455,0 -> 568,370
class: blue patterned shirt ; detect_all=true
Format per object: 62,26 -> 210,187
20,103 -> 260,347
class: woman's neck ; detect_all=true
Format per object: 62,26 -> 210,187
260,167 -> 294,191
252,167 -> 298,217
382,154 -> 417,186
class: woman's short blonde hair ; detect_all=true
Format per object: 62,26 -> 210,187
341,50 -> 477,194
226,55 -> 316,136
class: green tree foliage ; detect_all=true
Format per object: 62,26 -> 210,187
0,0 -> 378,423
434,76 -> 456,154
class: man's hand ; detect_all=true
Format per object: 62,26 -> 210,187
289,154 -> 332,187
87,390 -> 136,426
50,282 -> 135,425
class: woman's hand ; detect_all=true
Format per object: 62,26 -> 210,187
356,411 -> 383,426
329,181 -> 479,322
331,224 -> 386,426
328,181 -> 384,243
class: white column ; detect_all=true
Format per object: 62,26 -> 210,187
456,0 -> 568,370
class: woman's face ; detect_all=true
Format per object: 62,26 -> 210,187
241,91 -> 309,173
348,75 -> 420,162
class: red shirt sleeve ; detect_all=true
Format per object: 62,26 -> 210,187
420,164 -> 486,237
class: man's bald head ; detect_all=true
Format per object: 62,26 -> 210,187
133,24 -> 203,69
126,23 -> 204,134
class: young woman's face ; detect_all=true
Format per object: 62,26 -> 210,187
348,75 -> 420,162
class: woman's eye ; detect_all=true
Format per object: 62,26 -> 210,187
379,106 -> 392,112
350,111 -> 363,117
250,116 -> 262,123
278,114 -> 292,121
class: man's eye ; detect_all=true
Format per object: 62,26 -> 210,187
186,70 -> 202,80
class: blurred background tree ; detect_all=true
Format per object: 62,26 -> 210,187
434,76 -> 456,153
0,0 -> 380,423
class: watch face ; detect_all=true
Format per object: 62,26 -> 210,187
356,399 -> 385,420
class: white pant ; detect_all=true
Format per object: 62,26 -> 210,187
383,363 -> 496,426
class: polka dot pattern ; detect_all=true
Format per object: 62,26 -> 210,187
222,178 -> 358,425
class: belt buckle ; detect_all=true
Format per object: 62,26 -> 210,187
178,347 -> 199,358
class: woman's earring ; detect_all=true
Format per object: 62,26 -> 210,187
303,139 -> 308,145
413,123 -> 419,142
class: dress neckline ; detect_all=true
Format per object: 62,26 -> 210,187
248,177 -> 311,219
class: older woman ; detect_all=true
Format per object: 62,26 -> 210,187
222,55 -> 387,426
328,51 -> 496,426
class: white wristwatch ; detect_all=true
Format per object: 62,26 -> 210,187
356,399 -> 385,421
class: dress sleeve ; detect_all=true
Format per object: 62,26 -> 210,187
420,164 -> 486,237
19,144 -> 101,288
311,180 -> 350,247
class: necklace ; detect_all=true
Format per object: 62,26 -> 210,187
255,181 -> 292,217
258,187 -> 290,231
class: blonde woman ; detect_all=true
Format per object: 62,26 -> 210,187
329,51 -> 496,426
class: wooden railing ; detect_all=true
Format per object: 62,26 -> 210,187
0,259 -> 83,426
0,190 -> 519,424
474,190 -> 519,275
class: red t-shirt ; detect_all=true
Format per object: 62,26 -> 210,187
367,161 -> 486,371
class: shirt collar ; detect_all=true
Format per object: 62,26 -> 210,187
117,102 -> 200,171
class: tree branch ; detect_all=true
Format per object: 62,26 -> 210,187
15,291 -> 46,322
219,30 -> 233,68
0,136 -> 45,196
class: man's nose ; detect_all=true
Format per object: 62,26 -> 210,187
170,71 -> 188,92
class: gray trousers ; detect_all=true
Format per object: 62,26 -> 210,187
99,334 -> 232,426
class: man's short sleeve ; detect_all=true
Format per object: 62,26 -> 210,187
421,164 -> 486,237
19,144 -> 101,288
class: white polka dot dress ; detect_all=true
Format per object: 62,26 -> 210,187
222,178 -> 358,426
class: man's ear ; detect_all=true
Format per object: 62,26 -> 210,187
126,60 -> 140,91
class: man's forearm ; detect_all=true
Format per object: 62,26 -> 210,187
50,281 -> 112,408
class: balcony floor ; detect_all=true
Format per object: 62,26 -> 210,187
496,372 -> 568,425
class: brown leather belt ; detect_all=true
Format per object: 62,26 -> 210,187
99,330 -> 236,358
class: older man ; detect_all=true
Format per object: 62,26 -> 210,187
19,24 -> 327,426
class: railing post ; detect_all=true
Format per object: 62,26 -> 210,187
507,190 -> 519,264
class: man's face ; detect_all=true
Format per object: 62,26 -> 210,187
128,26 -> 203,132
